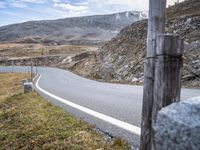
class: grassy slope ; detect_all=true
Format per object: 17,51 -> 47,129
0,73 -> 129,150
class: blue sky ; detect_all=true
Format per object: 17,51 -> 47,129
0,0 -> 181,27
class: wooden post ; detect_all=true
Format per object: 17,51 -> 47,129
152,34 -> 184,149
11,60 -> 14,73
42,48 -> 44,66
30,58 -> 33,81
140,0 -> 166,150
36,60 -> 38,74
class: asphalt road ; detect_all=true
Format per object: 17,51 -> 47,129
0,66 -> 199,148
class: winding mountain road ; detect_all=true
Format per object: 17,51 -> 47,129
0,66 -> 199,147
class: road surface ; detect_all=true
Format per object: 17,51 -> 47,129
0,66 -> 199,148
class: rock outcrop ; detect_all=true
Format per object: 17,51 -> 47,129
98,20 -> 147,82
95,0 -> 200,87
154,97 -> 200,150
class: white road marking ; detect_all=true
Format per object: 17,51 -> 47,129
32,74 -> 39,82
35,74 -> 141,135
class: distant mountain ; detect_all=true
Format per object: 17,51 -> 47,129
0,11 -> 147,45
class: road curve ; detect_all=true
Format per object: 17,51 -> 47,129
0,66 -> 199,147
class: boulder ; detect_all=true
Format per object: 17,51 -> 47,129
154,97 -> 200,150
24,82 -> 33,93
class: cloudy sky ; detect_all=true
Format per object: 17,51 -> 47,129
0,0 -> 183,27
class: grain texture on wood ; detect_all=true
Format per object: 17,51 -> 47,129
146,0 -> 167,57
140,0 -> 166,150
152,34 -> 184,149
141,58 -> 155,150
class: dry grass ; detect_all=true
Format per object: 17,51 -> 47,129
0,73 -> 30,102
0,43 -> 97,59
0,73 -> 129,150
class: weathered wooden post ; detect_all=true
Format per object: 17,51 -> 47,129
152,34 -> 184,149
154,34 -> 183,110
30,58 -> 33,81
42,48 -> 44,66
140,0 -> 166,150
11,60 -> 14,73
36,60 -> 38,74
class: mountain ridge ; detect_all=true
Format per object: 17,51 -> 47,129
0,11 -> 147,45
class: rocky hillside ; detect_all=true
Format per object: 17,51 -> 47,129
97,0 -> 200,87
0,11 -> 146,45
98,20 -> 147,82
77,0 -> 200,87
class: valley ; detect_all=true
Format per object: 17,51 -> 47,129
0,1 -> 199,88
0,0 -> 200,149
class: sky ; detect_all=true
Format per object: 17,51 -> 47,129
0,0 -> 183,27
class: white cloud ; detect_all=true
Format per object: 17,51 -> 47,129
51,0 -> 62,2
0,1 -> 6,8
51,0 -> 186,19
20,0 -> 47,3
52,0 -> 149,18
0,0 -> 186,27
82,0 -> 149,13
86,0 -> 185,12
21,6 -> 69,18
54,3 -> 88,11
75,1 -> 89,6
167,0 -> 185,6
10,1 -> 27,8
53,2 -> 89,17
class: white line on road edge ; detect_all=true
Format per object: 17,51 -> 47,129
32,74 -> 39,82
35,75 -> 141,135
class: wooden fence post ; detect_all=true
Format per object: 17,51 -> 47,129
152,34 -> 184,149
30,58 -> 33,81
140,0 -> 166,150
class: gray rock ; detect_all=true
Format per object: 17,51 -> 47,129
24,82 -> 33,93
96,1 -> 200,87
21,79 -> 28,85
154,97 -> 200,150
